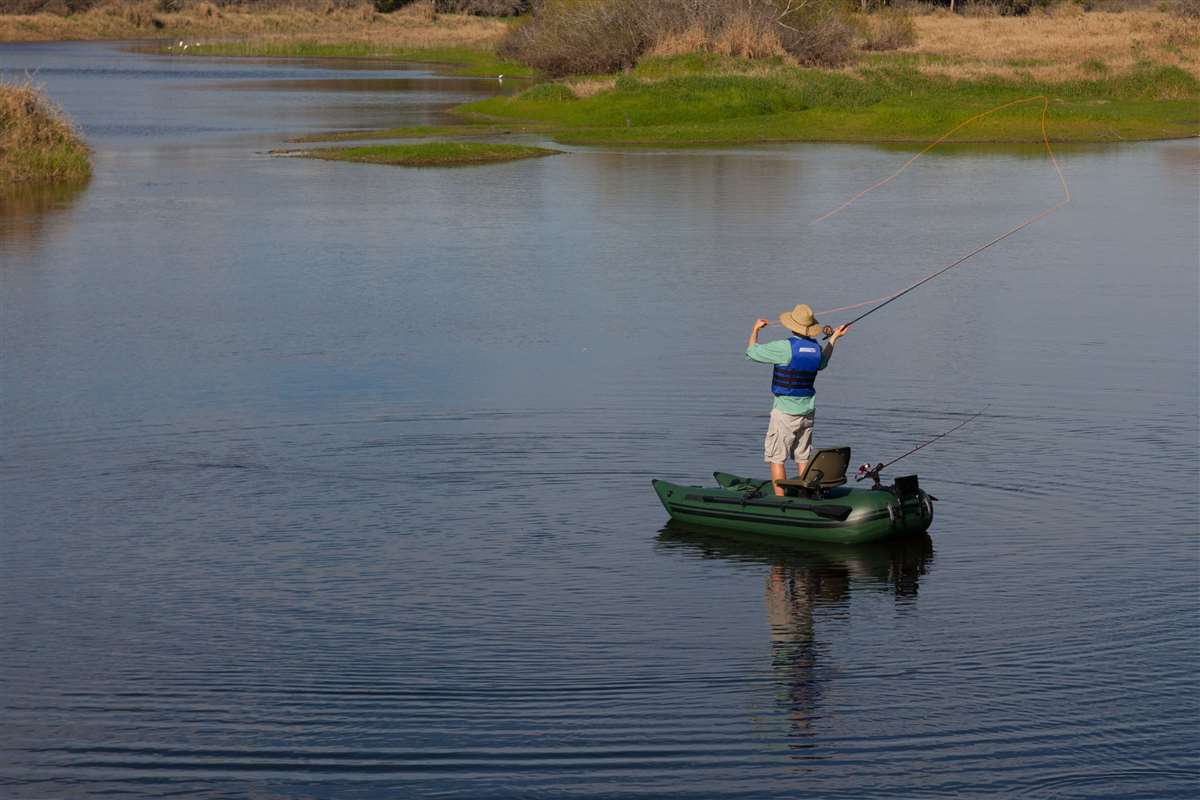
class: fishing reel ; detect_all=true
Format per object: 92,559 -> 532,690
856,462 -> 884,489
821,324 -> 835,338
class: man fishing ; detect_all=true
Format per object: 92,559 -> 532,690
747,304 -> 849,496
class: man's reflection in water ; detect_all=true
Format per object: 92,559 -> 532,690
766,562 -> 849,736
658,527 -> 934,740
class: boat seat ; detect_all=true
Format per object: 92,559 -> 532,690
775,447 -> 851,497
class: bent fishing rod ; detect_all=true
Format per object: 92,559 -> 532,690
809,95 -> 1070,340
856,406 -> 989,488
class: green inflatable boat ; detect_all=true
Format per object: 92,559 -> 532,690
651,447 -> 935,545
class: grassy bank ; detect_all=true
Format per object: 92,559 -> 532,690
1,1 -> 501,45
285,141 -> 559,166
0,1 -> 528,77
5,3 -> 1195,145
171,41 -> 528,78
289,7 -> 1198,146
0,82 -> 91,184
451,7 -> 1199,145
457,56 -> 1199,145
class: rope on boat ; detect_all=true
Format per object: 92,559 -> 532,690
813,95 -> 1071,322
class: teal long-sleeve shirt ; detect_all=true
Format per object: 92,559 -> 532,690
745,338 -> 833,416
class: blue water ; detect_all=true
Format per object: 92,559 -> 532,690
2,41 -> 1198,799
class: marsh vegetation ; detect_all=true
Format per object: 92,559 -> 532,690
468,2 -> 1200,144
0,1 -> 528,74
0,82 -> 90,184
3,1 -> 1195,144
286,140 -> 559,165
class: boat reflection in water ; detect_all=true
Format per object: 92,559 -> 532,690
656,524 -> 934,739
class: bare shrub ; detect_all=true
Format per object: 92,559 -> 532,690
499,0 -> 652,76
502,0 -> 855,76
861,9 -> 917,51
0,0 -> 84,11
960,0 -> 1002,15
398,0 -> 434,19
957,0 -> 1054,14
1174,0 -> 1200,16
433,0 -> 531,14
118,1 -> 160,27
373,0 -> 420,12
370,0 -> 529,14
773,0 -> 856,65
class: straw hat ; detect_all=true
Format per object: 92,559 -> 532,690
779,303 -> 822,338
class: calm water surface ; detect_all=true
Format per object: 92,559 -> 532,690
2,41 -> 1198,799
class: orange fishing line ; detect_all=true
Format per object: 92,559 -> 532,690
812,95 -> 1071,319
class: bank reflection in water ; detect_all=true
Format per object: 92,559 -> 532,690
657,525 -> 934,739
0,179 -> 89,253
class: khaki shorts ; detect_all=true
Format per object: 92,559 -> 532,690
764,408 -> 814,464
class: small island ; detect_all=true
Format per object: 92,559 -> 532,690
286,141 -> 561,167
0,82 -> 91,185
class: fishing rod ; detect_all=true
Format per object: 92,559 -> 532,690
856,406 -> 989,488
811,95 -> 1070,338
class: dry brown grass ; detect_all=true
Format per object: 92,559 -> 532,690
645,24 -> 709,58
905,9 -> 1200,81
648,14 -> 785,60
710,10 -> 786,59
860,9 -> 917,52
564,76 -> 618,97
0,81 -> 91,184
0,0 -> 508,47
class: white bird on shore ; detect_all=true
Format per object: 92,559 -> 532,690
498,74 -> 504,84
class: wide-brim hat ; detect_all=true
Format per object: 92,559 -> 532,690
779,303 -> 822,337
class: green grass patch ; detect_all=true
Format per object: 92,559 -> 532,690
455,61 -> 1199,145
467,74 -> 810,128
289,122 -> 551,144
290,141 -> 561,167
162,42 -> 531,78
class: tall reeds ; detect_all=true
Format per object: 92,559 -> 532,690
860,9 -> 917,52
0,82 -> 91,185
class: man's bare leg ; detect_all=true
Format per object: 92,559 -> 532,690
770,462 -> 787,497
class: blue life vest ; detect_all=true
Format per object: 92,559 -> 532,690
771,336 -> 822,397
